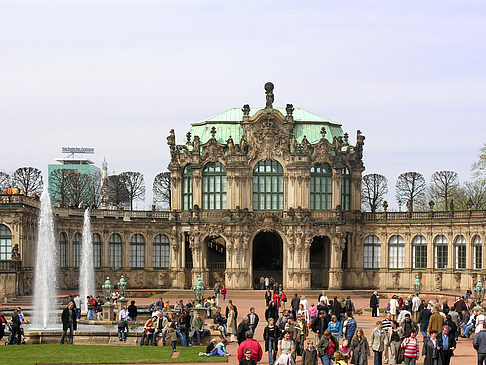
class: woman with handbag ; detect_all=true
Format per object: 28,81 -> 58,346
388,320 -> 404,365
400,329 -> 419,365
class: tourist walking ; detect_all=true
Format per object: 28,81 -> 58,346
401,328 -> 419,365
237,316 -> 251,344
427,306 -> 444,335
248,307 -> 259,334
370,321 -> 388,365
240,348 -> 257,365
228,304 -> 237,342
437,325 -> 455,365
302,340 -> 318,365
418,303 -> 432,339
370,291 -> 379,317
350,328 -> 370,365
327,315 -> 341,342
266,301 -> 279,324
60,302 -> 77,345
275,330 -> 295,365
128,300 -> 138,321
316,329 -> 338,365
238,331 -> 263,363
118,305 -> 129,341
422,330 -> 439,365
473,327 -> 486,365
389,296 -> 399,321
264,318 -> 280,365
311,310 -> 330,344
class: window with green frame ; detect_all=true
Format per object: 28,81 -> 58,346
202,162 -> 226,210
341,166 -> 351,211
310,163 -> 332,210
0,224 -> 12,260
182,165 -> 193,211
252,160 -> 284,210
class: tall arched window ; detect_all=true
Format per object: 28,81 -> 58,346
253,160 -> 284,210
73,233 -> 82,268
182,165 -> 193,211
455,235 -> 466,270
473,235 -> 483,270
388,235 -> 405,269
341,166 -> 351,211
92,233 -> 102,268
130,234 -> 145,268
364,235 -> 381,269
0,224 -> 12,260
310,163 -> 332,210
434,235 -> 448,269
202,162 -> 226,210
153,234 -> 170,269
108,234 -> 122,269
412,235 -> 427,269
59,232 -> 67,268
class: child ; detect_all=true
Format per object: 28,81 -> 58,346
167,321 -> 178,352
340,338 -> 350,362
301,340 -> 318,365
334,351 -> 347,365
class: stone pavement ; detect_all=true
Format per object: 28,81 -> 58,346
133,290 -> 477,365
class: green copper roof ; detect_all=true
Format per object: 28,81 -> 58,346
189,107 -> 345,145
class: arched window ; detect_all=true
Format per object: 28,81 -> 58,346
72,233 -> 82,268
364,235 -> 381,269
341,166 -> 351,211
412,235 -> 427,269
92,233 -> 102,268
473,235 -> 483,270
0,224 -> 12,260
455,235 -> 466,270
182,165 -> 193,211
310,163 -> 332,210
253,160 -> 284,210
130,234 -> 145,268
59,232 -> 67,268
434,235 -> 448,269
153,234 -> 170,269
202,162 -> 226,210
388,235 -> 405,269
108,234 -> 122,269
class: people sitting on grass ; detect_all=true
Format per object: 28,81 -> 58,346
199,338 -> 230,357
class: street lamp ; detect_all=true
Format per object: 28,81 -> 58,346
413,275 -> 422,295
474,279 -> 485,305
193,276 -> 205,308
118,275 -> 127,300
102,276 -> 114,303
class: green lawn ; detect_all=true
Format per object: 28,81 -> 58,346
2,344 -> 228,365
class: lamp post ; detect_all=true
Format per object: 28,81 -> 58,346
193,276 -> 205,308
413,275 -> 422,295
118,275 -> 127,300
102,276 -> 113,303
474,279 -> 485,305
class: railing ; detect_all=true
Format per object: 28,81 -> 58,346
363,210 -> 486,221
0,260 -> 21,271
209,263 -> 226,270
0,194 -> 39,208
53,207 -> 170,220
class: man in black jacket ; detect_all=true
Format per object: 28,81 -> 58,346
311,310 -> 330,343
236,316 -> 250,344
370,291 -> 379,317
437,325 -> 456,365
8,308 -> 21,345
247,307 -> 259,334
60,301 -> 77,344
291,293 -> 300,320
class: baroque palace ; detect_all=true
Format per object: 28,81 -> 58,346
1,83 -> 485,298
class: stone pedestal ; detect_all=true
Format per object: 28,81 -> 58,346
193,306 -> 207,320
117,298 -> 128,312
102,302 -> 114,321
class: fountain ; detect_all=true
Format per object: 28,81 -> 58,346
32,186 -> 58,329
79,208 -> 94,313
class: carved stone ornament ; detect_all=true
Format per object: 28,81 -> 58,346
435,272 -> 442,290
392,272 -> 400,287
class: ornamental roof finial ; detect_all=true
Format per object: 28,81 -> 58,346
264,82 -> 274,109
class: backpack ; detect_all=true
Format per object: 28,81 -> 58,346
344,300 -> 353,313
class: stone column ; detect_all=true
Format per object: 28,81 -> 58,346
170,171 -> 182,211
145,233 -> 153,269
404,233 -> 412,270
328,233 -> 346,289
67,231 -> 73,268
332,169 -> 343,210
351,172 -> 363,211
192,170 -> 202,208
122,232 -> 130,269
189,229 -> 208,286
102,233 -> 109,268
466,233 -> 473,270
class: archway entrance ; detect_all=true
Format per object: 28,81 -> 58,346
310,236 -> 331,288
205,236 -> 226,287
252,231 -> 283,289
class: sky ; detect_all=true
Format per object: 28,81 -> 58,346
1,0 -> 485,209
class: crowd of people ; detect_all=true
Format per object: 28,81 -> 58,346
2,186 -> 39,200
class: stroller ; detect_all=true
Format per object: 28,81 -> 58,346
4,324 -> 26,345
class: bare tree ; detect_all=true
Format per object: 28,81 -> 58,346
66,172 -> 92,207
429,171 -> 459,211
87,171 -> 102,207
105,175 -> 130,207
153,172 -> 171,209
49,169 -> 75,206
456,179 -> 486,210
395,172 -> 426,211
0,172 -> 10,192
12,167 -> 43,194
119,171 -> 145,210
361,173 -> 388,212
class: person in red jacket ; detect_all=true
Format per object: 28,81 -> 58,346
237,331 -> 263,363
